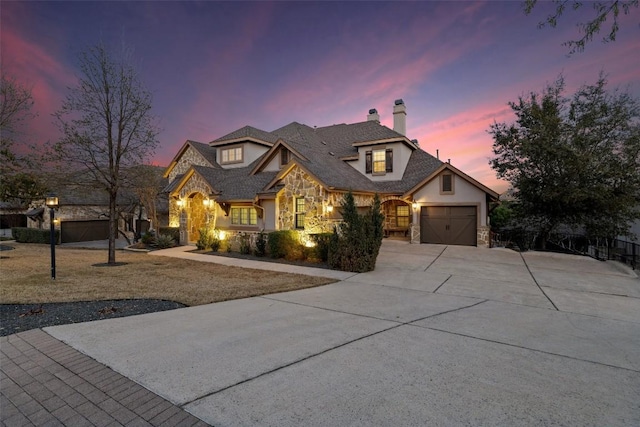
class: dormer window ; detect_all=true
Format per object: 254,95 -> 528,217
280,148 -> 290,167
221,146 -> 243,164
365,148 -> 393,175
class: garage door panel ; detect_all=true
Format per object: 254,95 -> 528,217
61,220 -> 109,243
420,206 -> 477,246
420,216 -> 448,244
449,217 -> 477,246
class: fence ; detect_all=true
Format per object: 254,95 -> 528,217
492,230 -> 638,270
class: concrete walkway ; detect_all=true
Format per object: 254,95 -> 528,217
4,241 -> 640,426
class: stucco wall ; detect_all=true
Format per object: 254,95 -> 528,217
348,142 -> 413,182
412,171 -> 488,227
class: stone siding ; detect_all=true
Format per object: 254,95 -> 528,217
278,167 -> 334,233
477,225 -> 490,248
168,146 -> 213,182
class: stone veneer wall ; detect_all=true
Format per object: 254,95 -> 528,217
168,146 -> 213,182
278,167 -> 335,233
173,173 -> 215,244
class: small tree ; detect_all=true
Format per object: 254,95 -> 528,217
489,75 -> 640,248
328,191 -> 385,272
52,44 -> 159,264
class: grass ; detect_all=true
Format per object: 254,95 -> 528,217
0,243 -> 336,307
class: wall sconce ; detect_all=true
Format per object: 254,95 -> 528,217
176,199 -> 185,208
326,203 -> 334,213
203,199 -> 211,208
412,200 -> 419,210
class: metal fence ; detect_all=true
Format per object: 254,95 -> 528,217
492,230 -> 638,270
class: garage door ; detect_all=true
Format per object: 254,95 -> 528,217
420,206 -> 477,246
60,220 -> 109,243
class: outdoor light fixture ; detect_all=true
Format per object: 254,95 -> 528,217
176,199 -> 185,208
45,194 -> 59,280
412,200 -> 419,210
326,203 -> 334,213
203,199 -> 210,207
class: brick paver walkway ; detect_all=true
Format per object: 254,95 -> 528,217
1,329 -> 209,427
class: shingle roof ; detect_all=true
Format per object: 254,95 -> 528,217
211,125 -> 279,145
192,161 -> 278,201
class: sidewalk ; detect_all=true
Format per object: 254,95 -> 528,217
1,329 -> 208,426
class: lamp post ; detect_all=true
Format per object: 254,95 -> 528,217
45,194 -> 59,280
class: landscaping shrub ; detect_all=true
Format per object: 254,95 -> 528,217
268,230 -> 304,260
310,232 -> 333,262
328,192 -> 384,272
255,231 -> 267,256
196,228 -> 214,250
141,231 -> 155,245
11,227 -> 60,244
239,233 -> 251,254
154,234 -> 176,249
210,237 -> 221,252
158,227 -> 180,243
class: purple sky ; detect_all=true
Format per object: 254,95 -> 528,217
2,1 -> 639,193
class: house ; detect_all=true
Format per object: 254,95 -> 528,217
163,100 -> 499,247
24,167 -> 169,243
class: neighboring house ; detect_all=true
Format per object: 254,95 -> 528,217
25,169 -> 169,243
164,100 -> 499,247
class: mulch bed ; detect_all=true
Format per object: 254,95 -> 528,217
201,250 -> 332,270
0,299 -> 186,337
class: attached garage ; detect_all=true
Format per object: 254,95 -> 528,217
60,220 -> 109,243
420,206 -> 477,246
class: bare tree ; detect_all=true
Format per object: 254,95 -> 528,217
0,75 -> 48,206
524,0 -> 639,54
52,44 -> 159,264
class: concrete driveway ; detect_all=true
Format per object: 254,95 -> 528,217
46,241 -> 640,426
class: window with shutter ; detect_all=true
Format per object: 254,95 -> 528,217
385,149 -> 393,173
365,151 -> 372,174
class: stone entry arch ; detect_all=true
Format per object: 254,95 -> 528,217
187,192 -> 207,242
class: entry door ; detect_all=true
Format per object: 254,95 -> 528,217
420,206 -> 477,246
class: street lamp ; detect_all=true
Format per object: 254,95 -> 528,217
45,194 -> 59,280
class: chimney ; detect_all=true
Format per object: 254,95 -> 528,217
367,108 -> 380,123
393,99 -> 406,135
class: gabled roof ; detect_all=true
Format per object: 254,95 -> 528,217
249,138 -> 309,175
402,162 -> 500,200
163,140 -> 219,178
210,125 -> 279,146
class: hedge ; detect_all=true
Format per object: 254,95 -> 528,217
268,230 -> 304,260
158,227 -> 180,243
11,227 -> 60,244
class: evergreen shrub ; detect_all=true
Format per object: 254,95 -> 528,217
11,227 -> 60,244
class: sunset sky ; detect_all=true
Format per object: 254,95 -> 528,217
2,1 -> 639,193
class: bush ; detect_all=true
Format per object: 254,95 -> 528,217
196,228 -> 213,250
268,230 -> 304,260
255,232 -> 267,256
328,192 -> 384,272
154,234 -> 176,249
158,227 -> 180,244
239,233 -> 251,254
11,227 -> 60,244
141,231 -> 155,245
210,237 -> 221,252
310,232 -> 332,262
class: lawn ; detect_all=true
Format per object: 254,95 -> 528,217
0,243 -> 336,306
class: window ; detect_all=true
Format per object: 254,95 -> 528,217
295,197 -> 305,229
221,146 -> 243,164
441,173 -> 454,194
396,205 -> 410,228
366,148 -> 393,174
280,148 -> 290,166
230,207 -> 257,225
